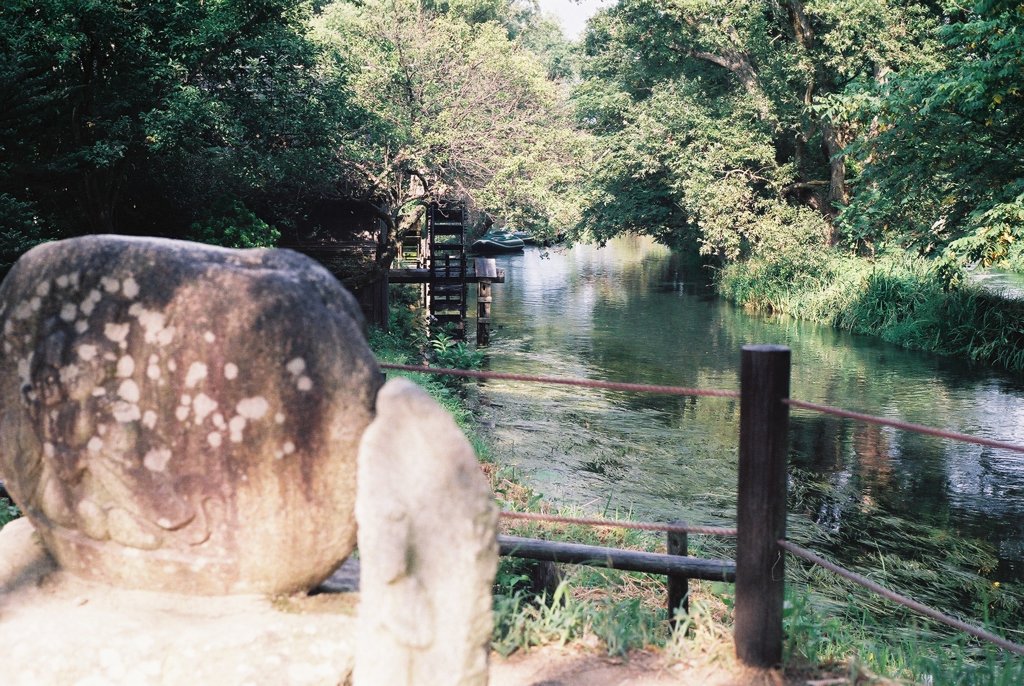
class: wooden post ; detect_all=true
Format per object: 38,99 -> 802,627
477,281 -> 491,345
667,521 -> 688,629
475,257 -> 497,346
734,345 -> 790,668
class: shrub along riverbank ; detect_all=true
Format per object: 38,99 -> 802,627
718,251 -> 1024,373
372,291 -> 1024,686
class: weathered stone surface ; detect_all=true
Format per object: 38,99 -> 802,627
354,378 -> 498,686
0,519 -> 357,686
0,235 -> 381,594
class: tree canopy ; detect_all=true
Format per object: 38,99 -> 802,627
3,0 -> 1020,284
572,0 -> 1023,279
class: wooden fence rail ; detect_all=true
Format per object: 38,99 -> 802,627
385,347 -> 1024,667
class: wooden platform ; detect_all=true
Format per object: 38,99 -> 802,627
388,258 -> 505,285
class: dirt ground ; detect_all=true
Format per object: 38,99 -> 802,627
489,644 -> 874,686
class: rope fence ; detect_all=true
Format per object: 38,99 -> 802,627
779,540 -> 1024,657
379,362 -> 740,399
379,354 -> 1024,663
499,510 -> 738,537
785,398 -> 1024,455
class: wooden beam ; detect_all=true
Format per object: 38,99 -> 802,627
498,535 -> 735,582
388,269 -> 505,284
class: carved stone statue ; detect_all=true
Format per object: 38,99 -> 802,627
0,235 -> 381,594
355,378 -> 499,686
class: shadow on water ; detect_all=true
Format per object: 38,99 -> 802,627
477,236 -> 1024,590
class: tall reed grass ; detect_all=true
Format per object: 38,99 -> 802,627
719,252 -> 1024,372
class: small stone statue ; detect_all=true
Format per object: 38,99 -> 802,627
355,378 -> 498,686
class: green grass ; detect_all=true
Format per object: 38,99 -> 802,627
718,251 -> 1024,372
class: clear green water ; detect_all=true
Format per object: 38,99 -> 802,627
478,236 -> 1024,584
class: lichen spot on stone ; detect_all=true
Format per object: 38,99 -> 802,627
80,290 -> 101,316
116,355 -> 135,378
132,307 -> 171,345
60,303 -> 78,322
30,296 -> 41,312
283,441 -> 296,455
286,357 -> 306,376
143,448 -> 172,472
59,364 -> 80,384
236,396 -> 269,420
157,326 -> 175,347
112,401 -> 141,423
35,280 -> 51,297
92,387 -> 107,397
167,359 -> 177,372
142,410 -> 157,430
77,344 -> 98,362
87,436 -> 104,454
101,276 -> 120,294
118,379 -> 140,403
224,362 -> 238,380
203,331 -> 216,343
212,413 -> 226,430
56,274 -> 69,288
147,362 -> 161,380
274,412 -> 285,424
69,271 -> 80,288
75,319 -> 89,334
185,362 -> 207,389
228,415 -> 246,443
12,301 -> 32,320
104,322 -> 130,343
297,376 -> 314,392
17,356 -> 32,383
193,393 -> 218,425
122,277 -> 140,299
43,442 -> 55,458
207,432 -> 223,449
175,406 -> 190,422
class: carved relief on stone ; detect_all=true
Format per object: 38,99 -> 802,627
0,235 -> 381,594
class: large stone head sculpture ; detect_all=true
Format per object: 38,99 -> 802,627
0,236 -> 380,594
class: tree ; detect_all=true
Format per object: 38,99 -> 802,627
830,0 -> 1024,273
573,0 -> 943,260
312,0 -> 585,282
0,0 -> 358,264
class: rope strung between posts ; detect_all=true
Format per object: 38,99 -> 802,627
378,363 -> 741,399
499,510 -> 738,537
779,539 -> 1024,657
380,363 -> 1024,454
785,398 -> 1024,455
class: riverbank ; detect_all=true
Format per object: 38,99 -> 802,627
370,293 -> 1023,686
718,251 -> 1024,373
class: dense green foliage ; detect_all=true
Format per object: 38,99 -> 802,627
0,0 -> 357,268
0,0 -> 583,276
569,0 -> 1024,368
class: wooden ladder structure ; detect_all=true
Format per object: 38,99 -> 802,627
426,202 -> 468,337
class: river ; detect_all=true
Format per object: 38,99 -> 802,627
476,236 -> 1024,587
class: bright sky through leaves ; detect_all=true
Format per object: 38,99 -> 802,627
543,0 -> 614,39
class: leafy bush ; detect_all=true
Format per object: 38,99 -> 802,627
188,201 -> 280,249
